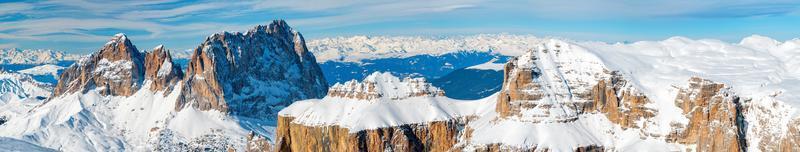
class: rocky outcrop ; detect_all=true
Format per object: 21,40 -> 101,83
586,72 -> 655,129
177,20 -> 328,117
668,77 -> 746,152
327,72 -> 444,100
246,132 -> 273,152
52,34 -> 183,98
143,45 -> 183,94
52,33 -> 146,97
276,116 -> 462,152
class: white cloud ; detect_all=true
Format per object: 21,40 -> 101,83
119,3 -> 228,20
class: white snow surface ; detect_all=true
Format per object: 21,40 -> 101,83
0,137 -> 57,152
0,82 -> 269,151
19,64 -> 65,77
579,35 -> 800,116
466,58 -> 504,71
280,95 -> 492,133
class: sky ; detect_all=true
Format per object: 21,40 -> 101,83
1,0 -> 800,54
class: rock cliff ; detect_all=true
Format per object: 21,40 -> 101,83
177,20 -> 328,118
143,45 -> 183,94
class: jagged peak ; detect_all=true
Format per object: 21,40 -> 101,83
106,33 -> 129,45
328,72 -> 444,100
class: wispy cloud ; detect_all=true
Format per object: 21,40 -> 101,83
514,0 -> 800,19
0,2 -> 34,16
1,0 -> 799,53
0,43 -> 19,49
119,3 -> 229,20
290,0 -> 480,28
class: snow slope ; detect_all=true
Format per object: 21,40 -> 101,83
0,71 -> 52,128
0,137 -> 57,152
281,73 -> 492,132
466,58 -> 505,71
280,95 -> 490,132
18,64 -> 64,76
0,83 -> 268,151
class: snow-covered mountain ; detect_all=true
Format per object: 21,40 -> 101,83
0,20 -> 327,151
2,19 -> 800,151
178,20 -> 328,119
0,48 -> 81,64
0,71 -> 52,126
277,37 -> 800,151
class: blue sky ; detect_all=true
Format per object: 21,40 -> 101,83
1,0 -> 799,54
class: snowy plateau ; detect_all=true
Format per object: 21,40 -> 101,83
0,20 -> 799,152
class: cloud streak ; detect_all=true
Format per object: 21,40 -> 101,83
1,0 -> 799,53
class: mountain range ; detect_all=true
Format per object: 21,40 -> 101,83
0,20 -> 799,151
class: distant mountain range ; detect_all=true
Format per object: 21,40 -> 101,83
1,20 -> 800,151
0,49 -> 82,64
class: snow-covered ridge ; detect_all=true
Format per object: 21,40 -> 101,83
579,35 -> 800,116
328,72 -> 444,100
281,89 -> 492,133
307,34 -> 542,62
0,48 -> 81,64
314,33 -> 800,115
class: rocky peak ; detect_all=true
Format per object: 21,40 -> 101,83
327,72 -> 444,100
495,39 -> 610,121
51,34 -> 182,98
143,45 -> 183,94
177,20 -> 328,118
52,33 -> 146,97
669,77 -> 747,151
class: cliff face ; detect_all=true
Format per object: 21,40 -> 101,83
276,117 -> 462,152
667,77 -> 747,151
586,72 -> 655,129
276,72 -> 467,152
52,34 -> 181,98
177,20 -> 328,117
52,34 -> 145,97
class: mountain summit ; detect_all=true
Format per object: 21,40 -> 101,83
52,33 -> 147,97
178,20 -> 328,118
